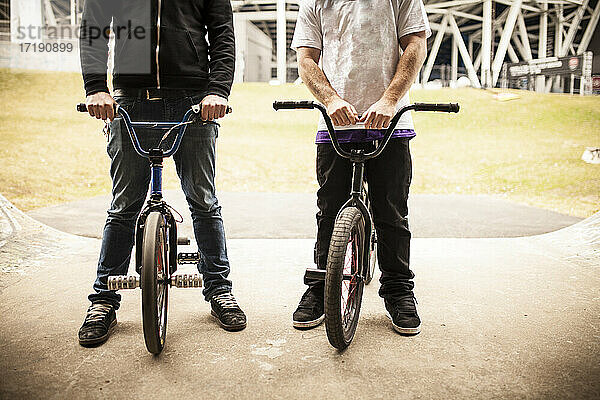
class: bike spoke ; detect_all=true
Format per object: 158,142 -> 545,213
341,233 -> 361,329
155,227 -> 167,340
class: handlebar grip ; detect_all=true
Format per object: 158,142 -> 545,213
273,100 -> 316,110
413,103 -> 460,113
77,103 -> 119,113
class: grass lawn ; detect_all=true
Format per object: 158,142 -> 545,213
1,69 -> 598,217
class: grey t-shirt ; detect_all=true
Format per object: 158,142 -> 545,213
291,0 -> 431,132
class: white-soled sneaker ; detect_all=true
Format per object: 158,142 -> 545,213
292,286 -> 324,329
210,292 -> 247,331
385,295 -> 421,335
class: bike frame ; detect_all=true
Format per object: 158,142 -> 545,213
76,101 -> 216,353
332,148 -> 372,280
116,105 -> 200,275
273,100 -> 459,281
312,102 -> 417,280
314,101 -> 407,281
77,101 -> 227,276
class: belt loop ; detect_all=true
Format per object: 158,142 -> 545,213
146,89 -> 150,100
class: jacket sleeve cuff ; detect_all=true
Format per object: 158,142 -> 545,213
207,85 -> 230,100
84,79 -> 110,97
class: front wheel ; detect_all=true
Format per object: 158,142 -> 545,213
325,207 -> 366,350
141,211 -> 169,354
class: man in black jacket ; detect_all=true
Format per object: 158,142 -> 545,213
78,0 -> 246,347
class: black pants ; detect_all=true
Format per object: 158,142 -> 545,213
308,138 -> 414,300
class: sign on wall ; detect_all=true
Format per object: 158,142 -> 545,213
503,52 -> 593,94
506,53 -> 591,78
593,76 -> 600,95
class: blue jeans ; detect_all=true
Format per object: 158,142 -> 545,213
88,92 -> 232,308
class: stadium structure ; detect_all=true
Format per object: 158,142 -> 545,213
2,0 -> 599,94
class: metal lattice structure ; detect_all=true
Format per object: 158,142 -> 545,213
1,0 -> 82,41
0,0 -> 10,40
232,0 -> 599,92
4,0 -> 598,92
28,0 -> 81,25
423,0 -> 599,92
232,0 -> 300,82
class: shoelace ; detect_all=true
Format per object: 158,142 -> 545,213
85,303 -> 112,324
393,296 -> 418,316
298,289 -> 322,310
213,292 -> 239,309
301,290 -> 315,302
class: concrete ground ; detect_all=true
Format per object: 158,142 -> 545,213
26,191 -> 581,239
1,194 -> 599,399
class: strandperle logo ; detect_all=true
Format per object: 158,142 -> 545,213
14,21 -> 148,44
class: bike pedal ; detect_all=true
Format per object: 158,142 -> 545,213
108,275 -> 140,290
177,252 -> 200,264
177,236 -> 191,245
304,268 -> 326,281
171,274 -> 203,288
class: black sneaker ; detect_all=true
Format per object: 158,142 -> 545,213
293,286 -> 324,329
210,292 -> 247,331
385,295 -> 421,335
78,302 -> 117,347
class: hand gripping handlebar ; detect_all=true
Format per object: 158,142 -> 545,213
273,100 -> 459,161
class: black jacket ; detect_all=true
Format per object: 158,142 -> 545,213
80,0 -> 235,98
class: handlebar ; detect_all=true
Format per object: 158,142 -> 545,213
77,102 -> 232,159
413,103 -> 460,113
273,100 -> 459,161
272,100 -> 316,111
76,103 -> 90,112
77,103 -> 232,114
273,100 -> 460,113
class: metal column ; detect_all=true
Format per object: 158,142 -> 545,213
554,5 -> 563,91
449,14 -> 481,88
451,35 -> 458,83
492,0 -> 523,85
536,2 -> 547,92
481,0 -> 492,88
560,0 -> 589,56
276,0 -> 287,84
422,15 -> 449,84
578,0 -> 600,54
70,0 -> 76,25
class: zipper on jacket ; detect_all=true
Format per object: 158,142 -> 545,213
155,0 -> 162,88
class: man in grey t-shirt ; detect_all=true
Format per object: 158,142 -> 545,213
291,0 -> 431,335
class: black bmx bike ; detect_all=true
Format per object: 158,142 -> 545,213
77,101 -> 230,354
273,100 -> 459,349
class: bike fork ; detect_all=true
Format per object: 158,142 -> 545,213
305,156 -> 372,284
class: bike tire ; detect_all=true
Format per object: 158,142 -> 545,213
325,207 -> 365,350
141,211 -> 169,354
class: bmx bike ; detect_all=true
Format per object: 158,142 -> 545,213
77,101 -> 231,354
273,100 -> 459,349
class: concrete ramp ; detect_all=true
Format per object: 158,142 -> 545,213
533,212 -> 600,268
1,195 -> 598,399
26,191 -> 582,239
